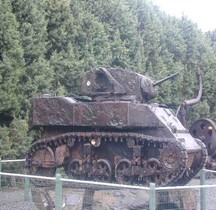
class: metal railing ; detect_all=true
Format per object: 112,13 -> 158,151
0,158 -> 216,210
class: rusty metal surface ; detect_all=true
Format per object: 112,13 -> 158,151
80,67 -> 157,102
30,97 -> 75,127
190,118 -> 216,156
74,102 -> 128,127
26,131 -> 188,186
26,67 -> 207,187
128,103 -> 162,127
190,118 -> 216,172
31,99 -> 163,128
55,145 -> 69,166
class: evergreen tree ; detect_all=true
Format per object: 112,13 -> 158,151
206,30 -> 216,47
0,118 -> 32,159
158,14 -> 186,105
82,0 -> 142,70
47,0 -> 114,94
46,0 -> 84,94
1,0 -> 216,160
0,0 -> 25,118
126,0 -> 165,76
12,0 -> 53,115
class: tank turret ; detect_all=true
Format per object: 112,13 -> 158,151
80,67 -> 178,102
26,67 -> 207,187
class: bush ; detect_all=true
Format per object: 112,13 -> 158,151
0,118 -> 32,159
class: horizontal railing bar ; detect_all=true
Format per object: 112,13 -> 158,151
203,168 -> 216,173
0,172 -> 149,190
156,184 -> 216,191
61,178 -> 150,190
2,171 -> 216,191
1,171 -> 216,191
1,161 -> 216,191
0,172 -> 56,181
1,159 -> 25,163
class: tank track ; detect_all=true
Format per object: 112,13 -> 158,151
26,132 -> 188,187
172,138 -> 207,186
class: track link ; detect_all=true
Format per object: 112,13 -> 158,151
172,138 -> 207,185
26,132 -> 188,187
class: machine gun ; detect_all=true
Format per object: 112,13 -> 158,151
153,72 -> 179,87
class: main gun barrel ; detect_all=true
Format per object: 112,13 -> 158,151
153,72 -> 179,87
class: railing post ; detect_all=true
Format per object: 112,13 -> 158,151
149,183 -> 156,210
24,177 -> 30,201
55,174 -> 62,210
0,158 -> 1,190
200,168 -> 206,210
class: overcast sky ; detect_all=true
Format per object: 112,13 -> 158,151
151,0 -> 216,32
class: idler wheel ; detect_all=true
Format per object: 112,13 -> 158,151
115,159 -> 133,184
68,159 -> 85,179
93,159 -> 112,182
29,147 -> 56,177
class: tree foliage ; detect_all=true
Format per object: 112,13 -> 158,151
1,0 -> 216,158
0,0 -> 25,117
0,118 -> 31,159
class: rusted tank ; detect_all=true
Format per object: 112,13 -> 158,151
190,118 -> 216,171
25,67 -> 207,186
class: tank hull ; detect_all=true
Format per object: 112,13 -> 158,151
30,97 -> 163,129
26,97 -> 207,186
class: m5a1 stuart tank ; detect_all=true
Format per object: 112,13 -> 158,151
25,67 -> 207,186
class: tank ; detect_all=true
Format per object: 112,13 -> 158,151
190,118 -> 216,171
25,67 -> 207,186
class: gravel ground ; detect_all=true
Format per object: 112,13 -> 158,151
1,176 -> 216,210
187,175 -> 216,210
0,189 -> 37,210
